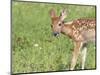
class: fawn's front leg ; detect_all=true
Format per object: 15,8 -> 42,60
70,41 -> 83,70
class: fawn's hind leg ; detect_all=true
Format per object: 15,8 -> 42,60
81,43 -> 87,69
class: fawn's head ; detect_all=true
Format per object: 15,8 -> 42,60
49,9 -> 67,36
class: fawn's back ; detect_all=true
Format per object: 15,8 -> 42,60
64,18 -> 96,43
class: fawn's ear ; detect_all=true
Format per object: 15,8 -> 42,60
49,9 -> 56,18
60,9 -> 67,21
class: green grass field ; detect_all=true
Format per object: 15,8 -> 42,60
12,1 -> 96,74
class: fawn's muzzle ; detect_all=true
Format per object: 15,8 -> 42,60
53,32 -> 59,36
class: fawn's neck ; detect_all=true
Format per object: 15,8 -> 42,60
61,24 -> 73,37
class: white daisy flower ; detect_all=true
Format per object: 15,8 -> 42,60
34,43 -> 39,47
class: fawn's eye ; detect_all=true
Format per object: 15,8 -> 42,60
59,23 -> 61,26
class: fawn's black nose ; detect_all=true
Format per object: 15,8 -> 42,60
53,32 -> 59,36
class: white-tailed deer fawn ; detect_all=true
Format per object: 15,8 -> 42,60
49,9 -> 96,70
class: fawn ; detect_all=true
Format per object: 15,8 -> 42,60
49,9 -> 96,70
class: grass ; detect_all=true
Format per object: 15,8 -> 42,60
12,1 -> 96,74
